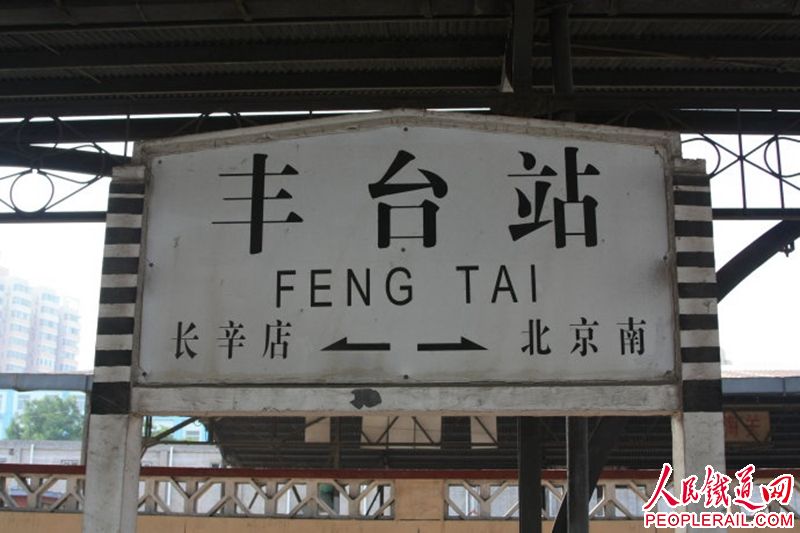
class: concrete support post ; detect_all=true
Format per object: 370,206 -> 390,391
672,411 -> 726,532
82,414 -> 142,533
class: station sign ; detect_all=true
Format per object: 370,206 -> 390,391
136,112 -> 678,386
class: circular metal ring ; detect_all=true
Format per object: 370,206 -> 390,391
9,170 -> 55,213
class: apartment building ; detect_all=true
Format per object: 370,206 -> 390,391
0,266 -> 80,373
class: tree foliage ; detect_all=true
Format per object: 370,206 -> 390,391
7,395 -> 84,441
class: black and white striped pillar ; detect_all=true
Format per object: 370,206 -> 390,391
83,167 -> 146,533
672,158 -> 725,523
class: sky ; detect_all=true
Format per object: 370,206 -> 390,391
0,175 -> 109,371
0,123 -> 797,374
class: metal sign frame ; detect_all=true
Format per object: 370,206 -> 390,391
90,110 -> 721,417
83,111 -> 724,533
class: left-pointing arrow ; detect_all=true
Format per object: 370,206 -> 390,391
321,337 -> 391,351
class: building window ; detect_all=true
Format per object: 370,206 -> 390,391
16,395 -> 30,411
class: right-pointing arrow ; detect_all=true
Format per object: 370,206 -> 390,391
417,337 -> 487,351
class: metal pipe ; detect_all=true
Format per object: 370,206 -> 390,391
713,208 -> 800,220
518,417 -> 542,533
549,2 -> 575,120
80,393 -> 90,466
166,445 -> 174,507
0,211 -> 106,224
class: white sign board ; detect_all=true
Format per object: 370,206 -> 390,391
137,114 -> 677,385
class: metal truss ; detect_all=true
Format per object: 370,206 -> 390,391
666,111 -> 800,300
0,116 -> 128,223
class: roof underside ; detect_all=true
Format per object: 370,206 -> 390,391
0,0 -> 799,126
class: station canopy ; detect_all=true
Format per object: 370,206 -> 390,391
2,0 -> 799,470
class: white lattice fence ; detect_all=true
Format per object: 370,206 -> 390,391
2,467 -> 798,521
445,478 -> 800,520
0,468 -> 393,519
137,476 -> 393,518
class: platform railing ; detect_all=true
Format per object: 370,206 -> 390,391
1,465 -> 798,520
